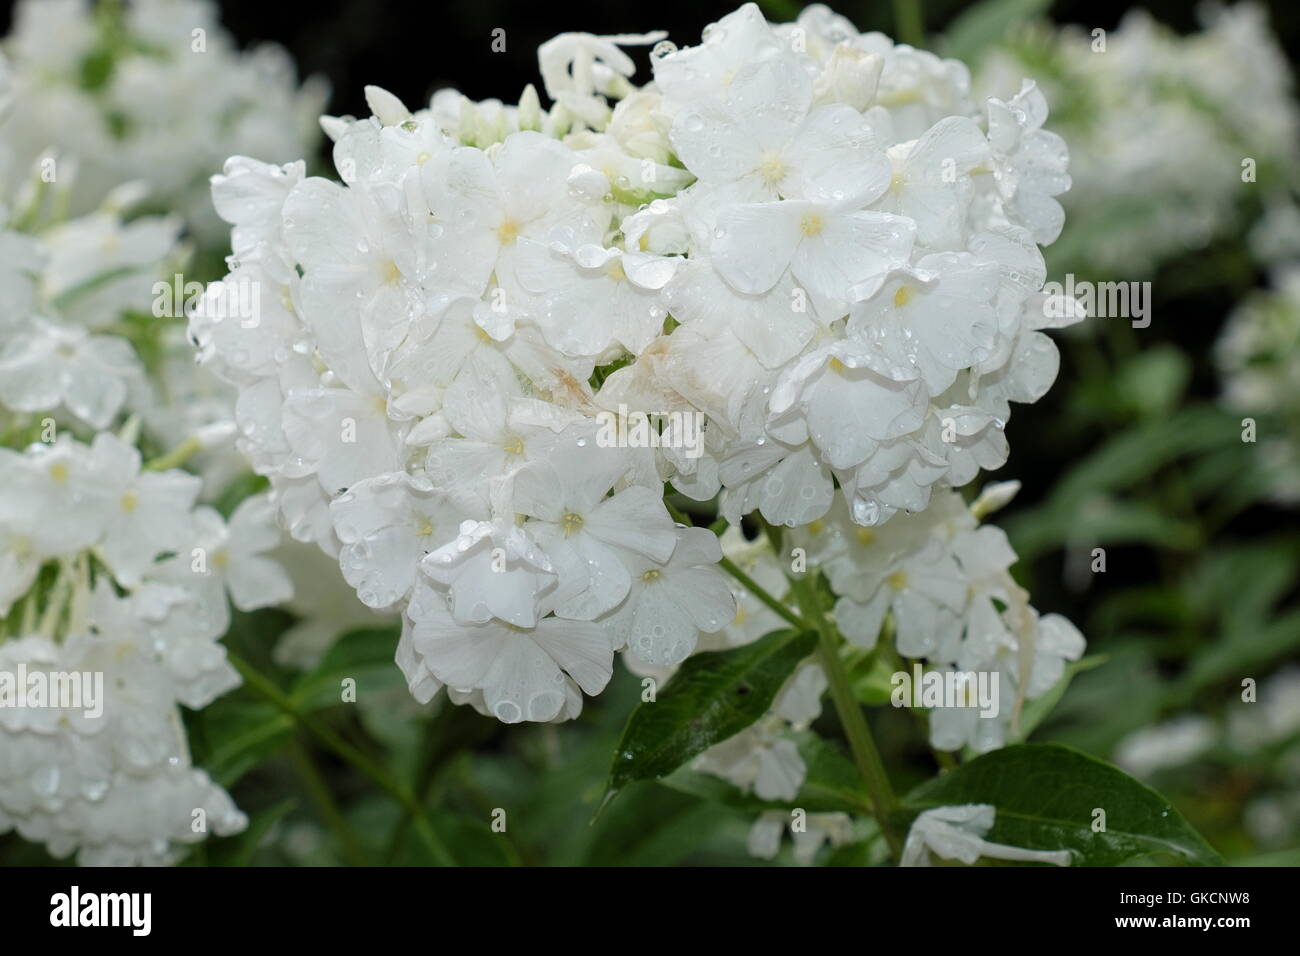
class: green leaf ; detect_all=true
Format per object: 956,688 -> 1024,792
582,784 -> 749,866
900,743 -> 1222,866
602,628 -> 817,810
1115,346 -> 1190,421
1008,496 -> 1200,562
941,0 -> 1052,66
198,699 -> 294,787
1015,655 -> 1109,741
289,626 -> 401,712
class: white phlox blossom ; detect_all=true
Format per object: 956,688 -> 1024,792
789,484 -> 1085,753
0,117 -> 286,864
0,435 -> 294,864
975,3 -> 1298,275
748,809 -> 857,865
900,804 -> 1072,866
192,3 -> 1082,726
1,0 -> 326,244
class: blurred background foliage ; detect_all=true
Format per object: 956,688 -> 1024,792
1,0 -> 1296,866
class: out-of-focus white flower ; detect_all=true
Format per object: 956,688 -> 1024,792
974,4 -> 1297,275
1216,266 -> 1300,504
1114,716 -> 1218,778
0,435 -> 288,864
1,0 -> 325,244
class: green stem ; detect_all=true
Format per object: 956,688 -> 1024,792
144,435 -> 203,472
289,737 -> 370,867
670,502 -> 902,857
717,556 -> 806,630
892,0 -> 925,48
227,652 -> 456,867
791,576 -> 903,860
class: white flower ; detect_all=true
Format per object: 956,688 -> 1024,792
511,454 -> 677,621
901,804 -> 1071,866
0,319 -> 140,429
694,719 -> 806,801
187,2 -> 1081,727
609,526 -> 736,667
0,432 -> 256,865
653,3 -> 788,108
669,57 -> 890,204
848,253 -> 1000,394
403,583 -> 613,723
711,198 -> 915,304
152,494 -> 293,633
331,472 -> 477,609
89,432 -> 202,588
748,809 -> 857,865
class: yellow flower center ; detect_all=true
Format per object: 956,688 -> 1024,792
855,527 -> 875,546
120,490 -> 139,514
561,512 -> 584,536
887,569 -> 909,590
893,285 -> 913,308
758,150 -> 787,186
48,462 -> 70,484
497,220 -> 520,244
641,568 -> 662,582
800,212 -> 825,237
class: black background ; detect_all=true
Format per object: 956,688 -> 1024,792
1,0 -> 1296,122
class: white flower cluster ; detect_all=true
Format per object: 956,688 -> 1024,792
1215,265 -> 1300,504
790,485 -> 1084,752
631,484 -> 1084,863
0,434 -> 294,864
0,133 -> 241,495
0,64 -> 289,863
976,3 -> 1299,275
1,0 -> 326,245
193,3 -> 1079,725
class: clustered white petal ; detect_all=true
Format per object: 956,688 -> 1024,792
0,24 -> 311,861
0,435 -> 294,864
976,3 -> 1299,274
193,3 -> 1085,727
1,0 -> 325,243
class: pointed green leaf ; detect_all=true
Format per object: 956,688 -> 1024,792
603,628 -> 816,809
899,743 -> 1222,866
